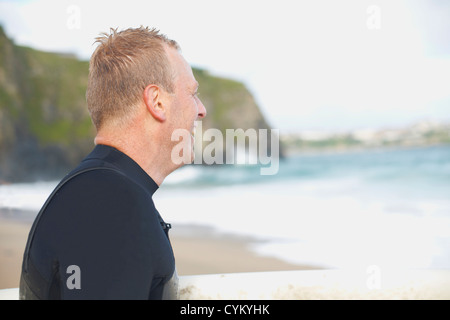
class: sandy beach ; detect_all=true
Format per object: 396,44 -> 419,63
0,218 -> 314,291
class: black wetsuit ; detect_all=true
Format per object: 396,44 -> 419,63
20,145 -> 177,299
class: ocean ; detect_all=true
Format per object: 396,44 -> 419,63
1,145 -> 450,270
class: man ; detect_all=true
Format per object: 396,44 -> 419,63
19,27 -> 206,299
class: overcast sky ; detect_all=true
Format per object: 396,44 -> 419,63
1,0 -> 449,132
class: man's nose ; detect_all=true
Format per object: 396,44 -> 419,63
197,99 -> 207,119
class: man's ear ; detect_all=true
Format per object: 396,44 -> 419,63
143,84 -> 167,122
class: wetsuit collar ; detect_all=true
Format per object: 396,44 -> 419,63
83,144 -> 159,196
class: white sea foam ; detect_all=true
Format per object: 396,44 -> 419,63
155,175 -> 450,269
0,180 -> 57,212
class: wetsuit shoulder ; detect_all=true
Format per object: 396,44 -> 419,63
25,168 -> 174,299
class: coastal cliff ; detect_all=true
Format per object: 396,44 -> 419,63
0,26 -> 272,182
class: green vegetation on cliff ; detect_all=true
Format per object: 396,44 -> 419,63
0,26 -> 271,182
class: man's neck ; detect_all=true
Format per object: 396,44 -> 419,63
94,128 -> 172,186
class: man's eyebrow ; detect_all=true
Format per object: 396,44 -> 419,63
187,81 -> 199,93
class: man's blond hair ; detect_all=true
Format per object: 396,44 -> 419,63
86,26 -> 179,129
